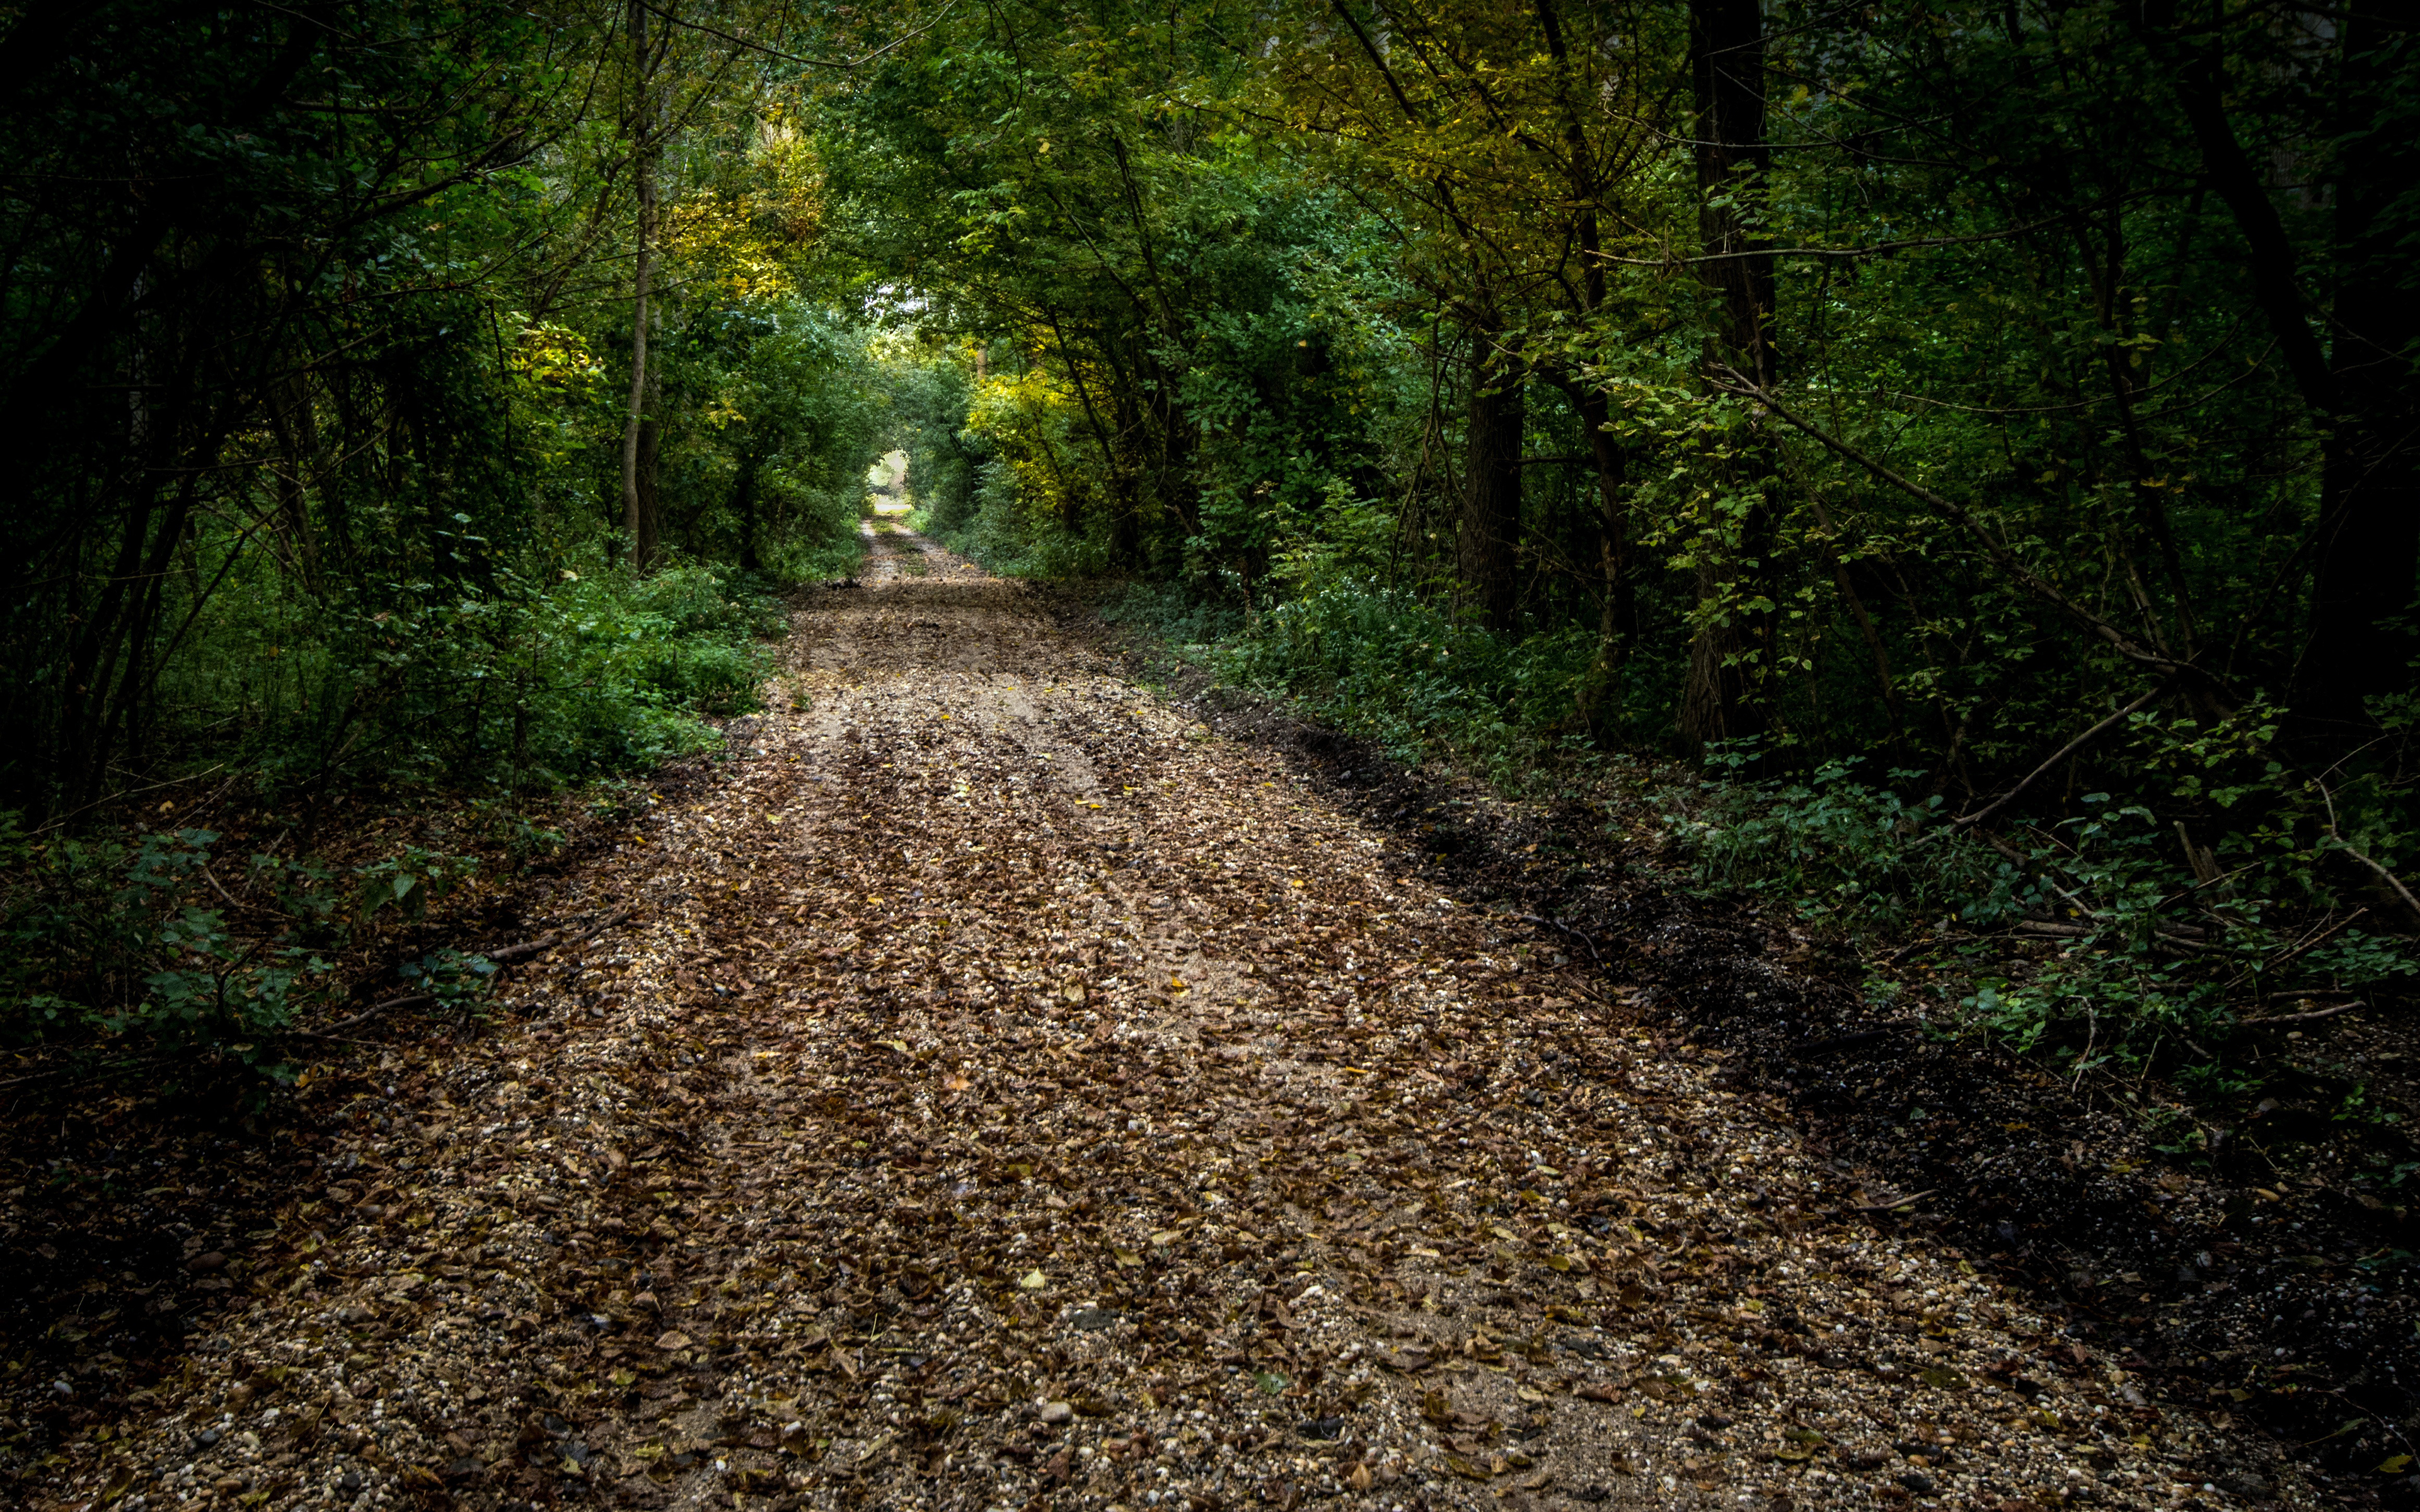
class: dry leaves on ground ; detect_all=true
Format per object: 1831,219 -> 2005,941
35,532 -> 2269,1512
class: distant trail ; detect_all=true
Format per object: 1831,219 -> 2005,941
88,530 -> 2235,1512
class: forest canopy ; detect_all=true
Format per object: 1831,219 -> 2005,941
1,0 -> 2415,1078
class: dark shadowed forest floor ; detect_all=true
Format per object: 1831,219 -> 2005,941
6,532 -> 2363,1512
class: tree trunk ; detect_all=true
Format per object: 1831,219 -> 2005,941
635,409 -> 660,571
1536,0 -> 1632,728
1690,0 -> 1777,394
1459,330 -> 1524,633
619,0 -> 657,572
2142,1 -> 2417,737
2296,9 -> 2420,735
1681,0 -> 1776,748
266,371 -> 320,593
734,450 -> 762,572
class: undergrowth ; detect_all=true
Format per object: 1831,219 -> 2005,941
2,559 -> 782,1078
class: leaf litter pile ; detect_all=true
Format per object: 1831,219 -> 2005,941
42,534 -> 2264,1512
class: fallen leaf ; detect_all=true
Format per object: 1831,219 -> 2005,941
654,1330 -> 691,1351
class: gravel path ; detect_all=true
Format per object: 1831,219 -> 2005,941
79,534 -> 2263,1512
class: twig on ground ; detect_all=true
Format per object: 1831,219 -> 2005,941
0,1053 -> 174,1092
199,859 -> 296,920
300,907 -> 639,1039
1517,912 -> 1601,963
2253,908 -> 2367,982
1853,1189 -> 1938,1213
1879,932 -> 1974,965
29,764 -> 229,835
487,906 -> 638,963
303,993 -> 438,1039
1792,1020 -> 1919,1057
2240,1001 -> 2363,1028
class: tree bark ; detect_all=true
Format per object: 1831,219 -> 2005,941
1460,328 -> 1524,633
734,450 -> 763,572
635,406 -> 661,571
1536,0 -> 1632,716
2142,1 -> 2418,736
1682,0 -> 1776,747
2297,9 -> 2420,735
1690,0 -> 1777,393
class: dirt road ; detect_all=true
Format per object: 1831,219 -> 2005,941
79,532 -> 2257,1511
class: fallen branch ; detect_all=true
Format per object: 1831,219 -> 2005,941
1879,932 -> 1974,965
2240,1001 -> 2363,1028
199,860 -> 291,920
1517,913 -> 1602,963
2255,908 -> 2368,981
1852,1189 -> 1938,1214
299,907 -> 637,1040
1921,683 -> 2170,844
2315,780 -> 2420,925
302,993 -> 437,1039
487,906 -> 638,963
2341,847 -> 2420,924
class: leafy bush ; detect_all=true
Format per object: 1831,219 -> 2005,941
1665,750 -> 2024,937
1659,746 -> 2420,1091
0,553 -> 788,1077
1205,578 -> 1604,787
1098,580 -> 1247,648
0,816 -> 503,1074
227,554 -> 780,796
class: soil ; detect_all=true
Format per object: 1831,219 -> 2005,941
2,529 -> 2365,1512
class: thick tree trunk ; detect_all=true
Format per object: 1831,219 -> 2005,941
1690,0 -> 1777,394
1681,0 -> 1777,747
1536,0 -> 1632,719
2144,1 -> 2417,736
2296,11 -> 2420,735
1460,331 -> 1524,633
1577,384 -> 1632,730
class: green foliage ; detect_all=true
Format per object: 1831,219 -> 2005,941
218,558 -> 780,797
1,826 -> 333,1068
1210,578 -> 1605,785
1667,753 -> 2022,939
1661,747 -> 2420,1089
